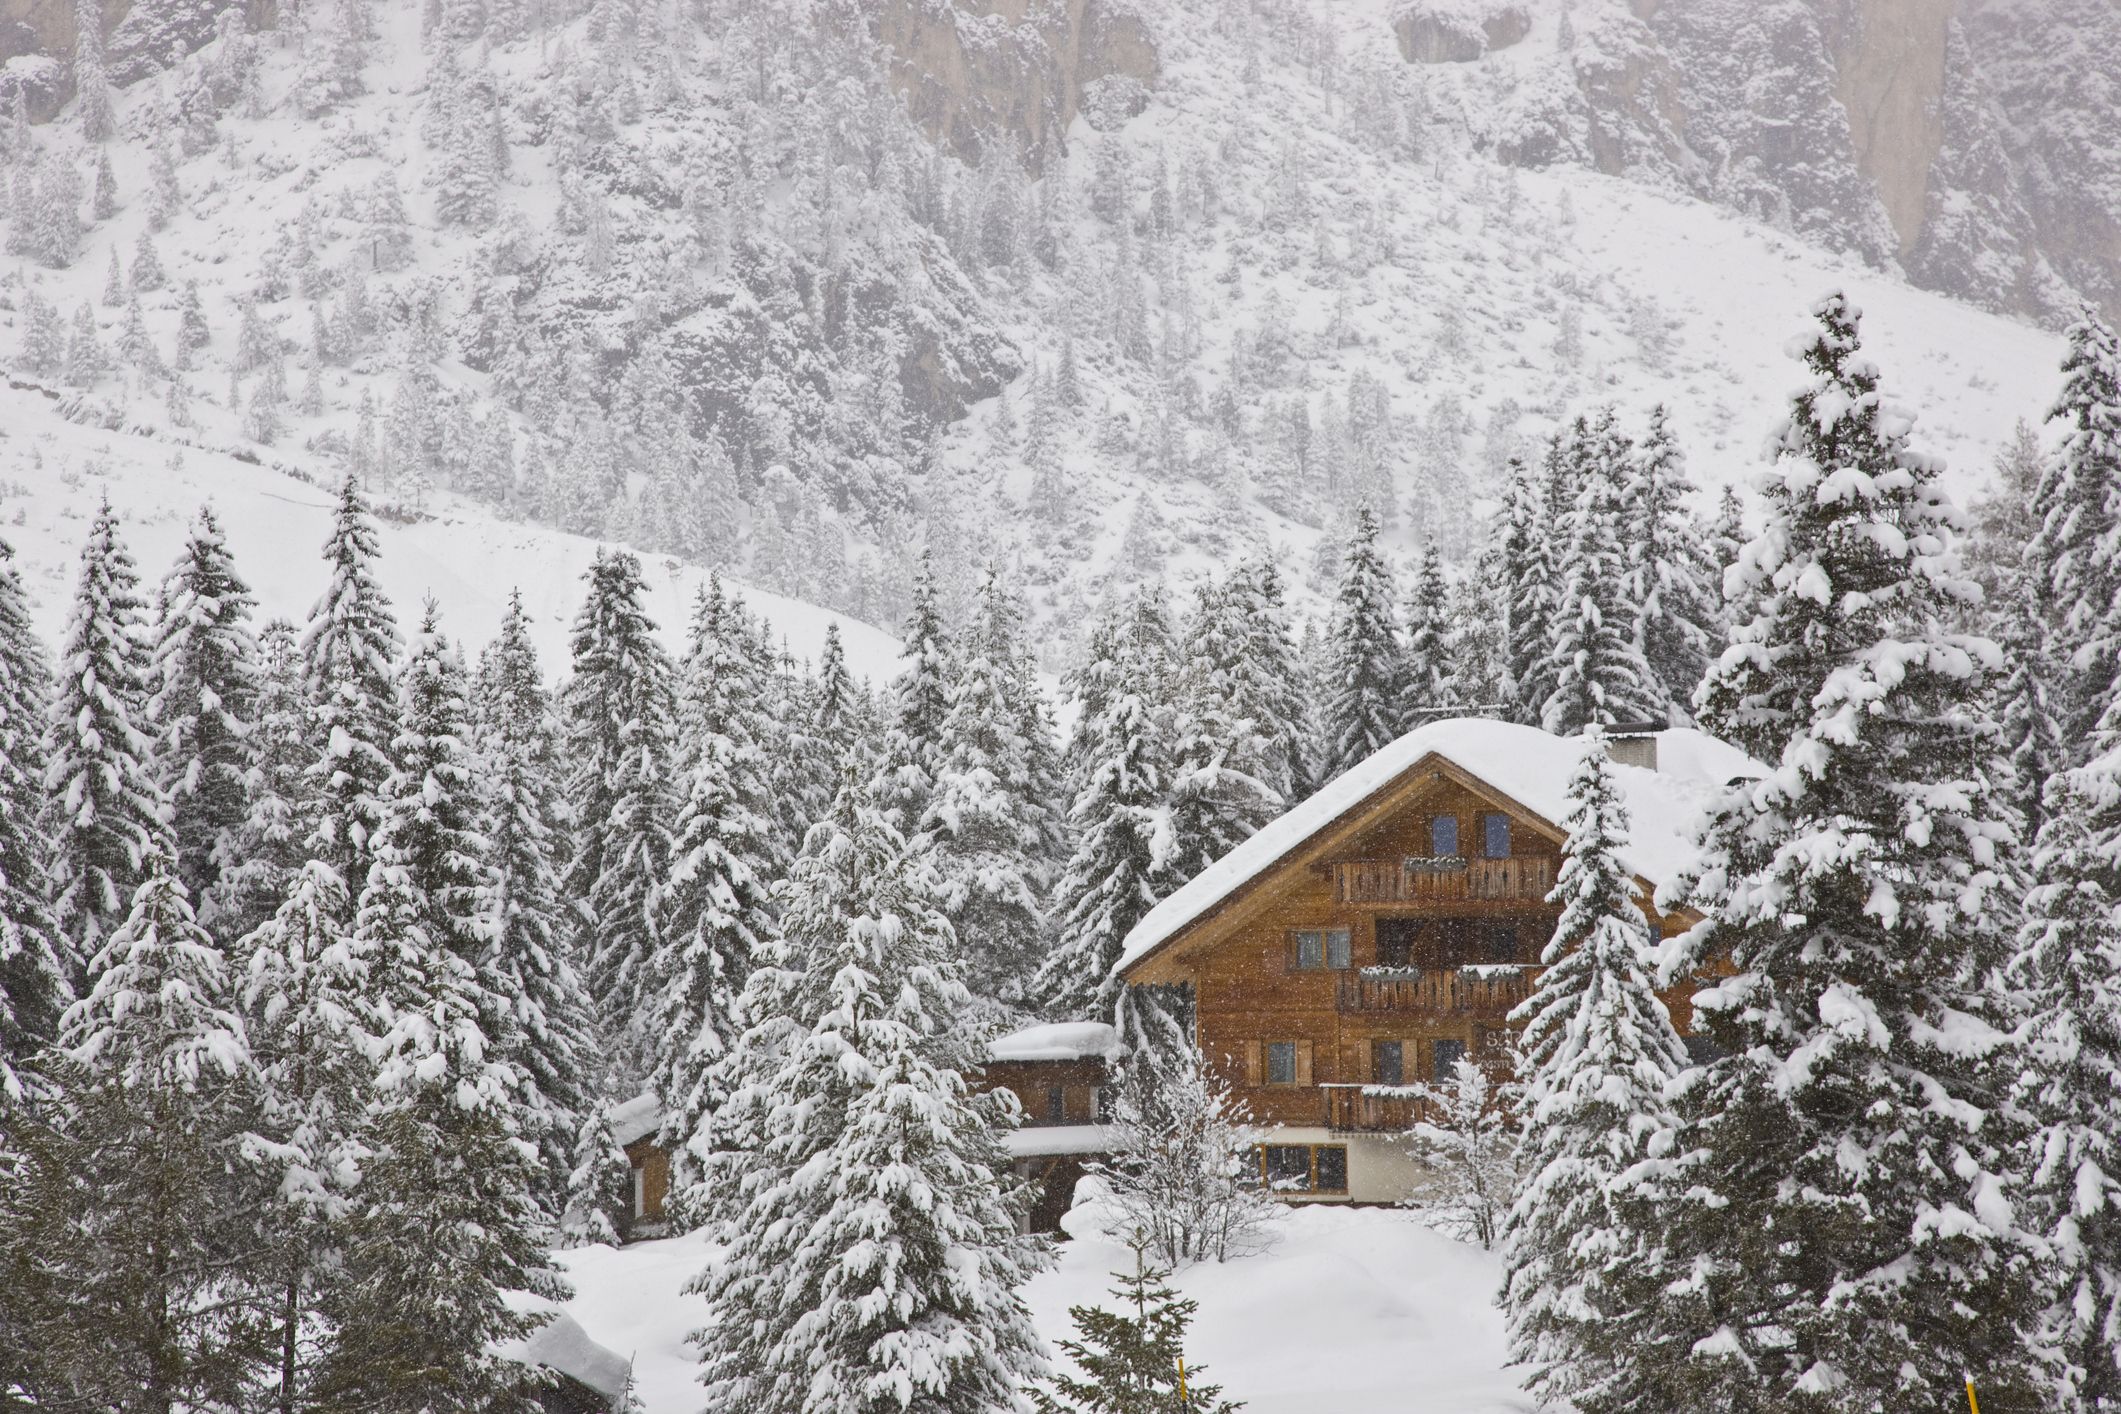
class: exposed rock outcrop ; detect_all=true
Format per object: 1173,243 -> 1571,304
873,0 -> 1158,171
1395,2 -> 1531,64
1421,0 -> 2109,323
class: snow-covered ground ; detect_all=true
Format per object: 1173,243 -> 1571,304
554,1204 -> 1528,1414
0,385 -> 905,682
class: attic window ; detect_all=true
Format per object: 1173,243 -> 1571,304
1429,815 -> 1458,856
1481,813 -> 1512,859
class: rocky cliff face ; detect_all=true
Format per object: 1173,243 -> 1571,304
872,0 -> 1158,170
1401,0 -> 2112,323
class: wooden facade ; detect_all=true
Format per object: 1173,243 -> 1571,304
623,1136 -> 670,1227
1122,748 -> 1705,1200
979,1055 -> 1110,1129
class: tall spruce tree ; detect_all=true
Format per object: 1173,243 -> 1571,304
2008,766 -> 2121,1409
300,476 -> 402,907
149,506 -> 261,934
1498,454 -> 1558,727
649,645 -> 779,1216
875,552 -> 953,837
1231,553 -> 1313,805
6,846 -> 258,1414
324,605 -> 562,1414
1641,295 -> 2039,1412
1543,417 -> 1659,734
1399,540 -> 1453,728
0,534 -> 66,1101
217,619 -> 314,940
562,550 -> 678,1059
1320,507 -> 1403,781
1036,591 -> 1174,1027
476,593 -> 605,1217
1499,726 -> 1687,1411
239,859 -> 368,1414
2030,307 -> 2121,755
690,776 -> 1048,1414
46,499 -> 165,970
1166,572 -> 1280,885
1626,405 -> 1721,718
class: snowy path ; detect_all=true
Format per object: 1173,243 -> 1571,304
554,1207 -> 1530,1414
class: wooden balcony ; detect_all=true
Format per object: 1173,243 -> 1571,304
1321,1084 -> 1431,1134
1336,967 -> 1531,1017
1333,856 -> 1555,906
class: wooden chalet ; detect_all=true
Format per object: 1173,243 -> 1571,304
980,1021 -> 1122,1233
1116,718 -> 1760,1205
603,1022 -> 1119,1239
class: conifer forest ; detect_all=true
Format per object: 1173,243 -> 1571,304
2,0 -> 2120,1411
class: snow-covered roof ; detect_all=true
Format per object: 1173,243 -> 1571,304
986,1021 -> 1123,1064
501,1312 -> 633,1402
1117,719 -> 1763,977
1004,1124 -> 1123,1159
610,1092 -> 661,1149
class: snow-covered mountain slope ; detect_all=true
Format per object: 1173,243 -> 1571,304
0,382 -> 906,679
555,1203 -> 1529,1414
0,0 -> 2081,666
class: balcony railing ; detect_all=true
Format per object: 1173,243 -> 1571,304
1321,1084 -> 1430,1134
1333,856 -> 1555,905
1336,967 -> 1531,1017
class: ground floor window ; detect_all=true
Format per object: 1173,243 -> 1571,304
1432,1037 -> 1467,1080
631,1164 -> 646,1219
1258,1143 -> 1350,1195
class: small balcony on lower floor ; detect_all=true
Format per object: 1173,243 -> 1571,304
1320,1083 -> 1432,1134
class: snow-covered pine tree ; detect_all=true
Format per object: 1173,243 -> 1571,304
0,534 -> 66,1103
1499,725 -> 1688,1411
677,573 -> 783,879
689,775 -> 1048,1414
1647,294 -> 2038,1412
2007,766 -> 2121,1409
1320,506 -> 1403,781
1626,405 -> 1721,719
2029,306 -> 2121,755
1399,539 -> 1453,728
648,604 -> 779,1216
873,551 -> 953,837
1036,590 -> 1174,1027
475,592 -> 605,1218
1543,419 -> 1659,734
46,499 -> 165,971
323,604 -> 561,1414
215,619 -> 313,941
1232,553 -> 1314,804
5,845 -> 257,1414
1166,571 -> 1280,885
239,859 -> 368,1414
1029,1232 -> 1240,1414
300,476 -> 402,908
1498,454 -> 1558,727
922,564 -> 1055,1006
561,549 -> 678,1056
149,506 -> 261,936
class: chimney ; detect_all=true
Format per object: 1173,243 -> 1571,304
1603,719 -> 1665,772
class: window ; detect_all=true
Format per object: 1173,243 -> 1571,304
1258,1144 -> 1349,1194
1262,1145 -> 1312,1190
1429,814 -> 1458,856
1484,923 -> 1519,964
1433,1037 -> 1467,1081
1091,1086 -> 1110,1123
631,1164 -> 646,1219
1377,918 -> 1420,968
1482,812 -> 1512,858
1290,927 -> 1351,971
1374,1040 -> 1404,1086
1266,1041 -> 1298,1085
1045,1085 -> 1066,1125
